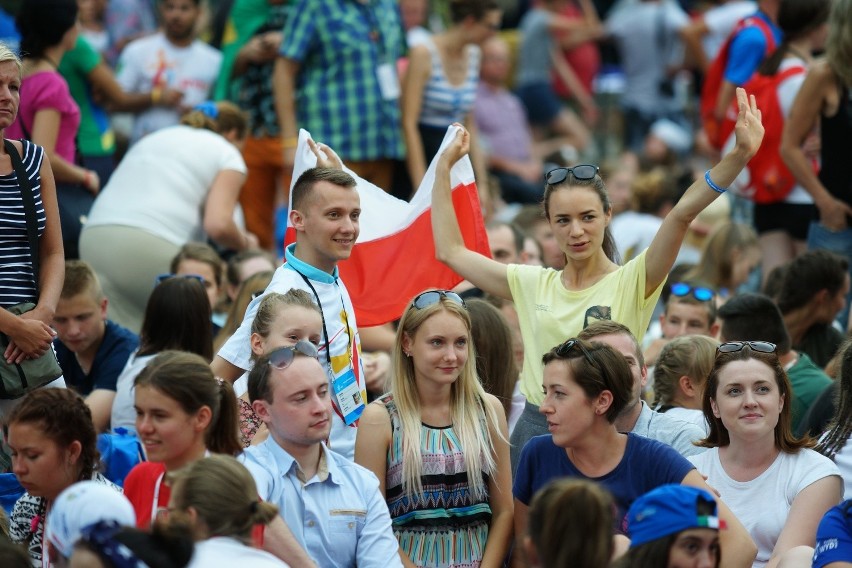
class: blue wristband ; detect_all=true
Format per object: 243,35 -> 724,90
704,170 -> 727,194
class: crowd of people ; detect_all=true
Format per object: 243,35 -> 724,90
0,0 -> 849,566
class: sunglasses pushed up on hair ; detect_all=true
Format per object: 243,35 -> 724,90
716,341 -> 777,354
554,338 -> 597,366
544,165 -> 599,186
670,282 -> 715,302
412,290 -> 466,310
267,340 -> 320,370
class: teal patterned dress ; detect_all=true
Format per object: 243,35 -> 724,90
380,394 -> 491,568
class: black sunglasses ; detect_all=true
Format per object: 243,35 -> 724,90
554,338 -> 596,365
544,165 -> 600,186
412,290 -> 466,310
267,341 -> 320,370
670,282 -> 715,302
717,341 -> 777,354
154,273 -> 206,286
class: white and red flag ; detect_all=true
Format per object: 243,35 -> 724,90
285,126 -> 489,326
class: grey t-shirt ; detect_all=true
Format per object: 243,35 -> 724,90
515,8 -> 553,86
607,1 -> 688,113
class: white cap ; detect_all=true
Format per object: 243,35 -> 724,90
45,481 -> 137,559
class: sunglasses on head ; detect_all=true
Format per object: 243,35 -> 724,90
267,341 -> 320,370
717,341 -> 777,354
554,338 -> 596,365
154,273 -> 206,286
412,290 -> 466,310
544,165 -> 600,186
670,282 -> 715,302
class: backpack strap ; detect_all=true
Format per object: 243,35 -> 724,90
742,15 -> 777,54
4,140 -> 40,292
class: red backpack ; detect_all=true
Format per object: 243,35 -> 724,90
728,64 -> 812,204
700,16 -> 776,149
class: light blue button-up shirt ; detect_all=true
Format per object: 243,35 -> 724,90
241,438 -> 402,568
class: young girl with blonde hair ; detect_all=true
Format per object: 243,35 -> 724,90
653,334 -> 719,434
355,290 -> 513,568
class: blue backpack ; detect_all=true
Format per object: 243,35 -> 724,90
97,428 -> 145,487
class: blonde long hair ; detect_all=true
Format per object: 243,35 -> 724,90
826,0 -> 852,87
391,296 -> 501,500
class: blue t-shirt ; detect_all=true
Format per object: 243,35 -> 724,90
813,501 -> 852,568
724,11 -> 783,86
55,320 -> 139,395
513,433 -> 695,532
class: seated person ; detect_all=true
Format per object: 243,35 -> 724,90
241,347 -> 403,568
53,260 -> 138,432
776,250 -> 849,369
644,280 -> 719,366
167,242 -> 225,333
719,293 -> 832,433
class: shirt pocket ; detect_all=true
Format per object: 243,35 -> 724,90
328,509 -> 367,534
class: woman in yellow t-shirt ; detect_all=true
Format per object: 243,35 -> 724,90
430,88 -> 764,465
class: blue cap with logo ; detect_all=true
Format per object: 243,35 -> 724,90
627,485 -> 721,547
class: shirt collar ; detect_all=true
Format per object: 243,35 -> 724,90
266,438 -> 342,486
283,243 -> 339,284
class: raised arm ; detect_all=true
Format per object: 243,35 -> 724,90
431,127 -> 511,299
780,61 -> 852,231
765,475 -> 843,568
682,469 -> 758,568
645,88 -> 763,296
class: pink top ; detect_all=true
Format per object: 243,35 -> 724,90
7,71 -> 80,163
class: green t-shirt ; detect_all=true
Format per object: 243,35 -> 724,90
787,352 -> 832,433
59,36 -> 115,157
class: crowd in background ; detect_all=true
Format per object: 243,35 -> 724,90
0,0 -> 849,566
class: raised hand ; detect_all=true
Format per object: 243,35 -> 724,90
307,138 -> 344,170
438,124 -> 470,167
732,87 -> 764,160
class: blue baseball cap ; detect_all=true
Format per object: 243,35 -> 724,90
627,485 -> 721,547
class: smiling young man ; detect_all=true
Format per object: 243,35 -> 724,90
241,346 -> 402,568
116,0 -> 221,143
212,167 -> 368,461
53,260 -> 138,432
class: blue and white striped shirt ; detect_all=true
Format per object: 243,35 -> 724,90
0,140 -> 45,307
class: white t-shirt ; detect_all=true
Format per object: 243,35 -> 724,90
702,1 -> 757,62
218,246 -> 367,461
775,57 -> 813,204
116,32 -> 222,143
188,537 -> 289,568
110,352 -> 156,433
689,448 -> 841,567
85,125 -> 246,246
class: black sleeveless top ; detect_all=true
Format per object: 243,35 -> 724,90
818,83 -> 852,210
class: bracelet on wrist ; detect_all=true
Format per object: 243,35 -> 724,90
281,137 -> 298,149
704,169 -> 727,194
151,87 -> 162,105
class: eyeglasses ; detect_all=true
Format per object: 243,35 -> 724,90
154,273 -> 206,286
717,341 -> 777,354
267,341 -> 320,370
554,338 -> 596,365
670,282 -> 715,302
412,290 -> 466,310
544,165 -> 600,186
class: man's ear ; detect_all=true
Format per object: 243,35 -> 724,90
708,321 -> 720,339
99,297 -> 109,321
290,208 -> 306,232
253,399 -> 273,424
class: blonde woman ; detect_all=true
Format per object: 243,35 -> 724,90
653,335 -> 719,434
355,290 -> 513,568
168,454 -> 287,567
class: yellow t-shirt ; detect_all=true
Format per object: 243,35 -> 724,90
507,250 -> 664,405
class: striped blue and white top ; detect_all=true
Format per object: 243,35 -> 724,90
0,140 -> 45,307
418,39 -> 481,128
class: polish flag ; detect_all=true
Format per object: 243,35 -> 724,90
286,126 -> 489,326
